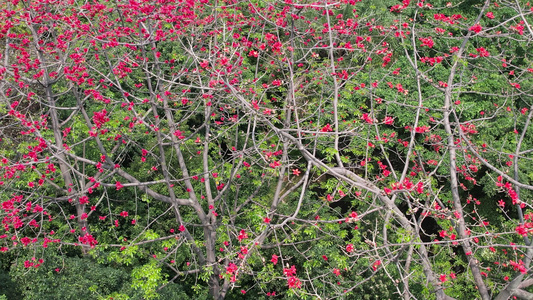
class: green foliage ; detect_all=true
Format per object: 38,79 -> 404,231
131,261 -> 166,299
10,254 -> 129,300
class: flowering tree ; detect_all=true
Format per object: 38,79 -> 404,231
1,0 -> 533,299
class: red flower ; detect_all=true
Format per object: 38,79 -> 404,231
287,276 -> 301,289
361,113 -> 373,124
226,263 -> 238,274
346,244 -> 354,253
238,229 -> 248,241
78,233 -> 98,248
476,47 -> 490,57
372,260 -> 381,271
419,37 -> 434,48
79,196 -> 89,205
415,126 -> 429,133
20,237 -> 32,246
469,24 -> 483,33
116,181 -> 124,190
321,124 -> 333,132
283,265 -> 297,277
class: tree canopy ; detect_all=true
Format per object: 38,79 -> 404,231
1,0 -> 533,299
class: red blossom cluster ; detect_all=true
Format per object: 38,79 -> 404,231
283,265 -> 302,289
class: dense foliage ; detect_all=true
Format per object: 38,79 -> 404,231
1,0 -> 533,299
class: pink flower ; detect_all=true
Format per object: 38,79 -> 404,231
486,12 -> 494,19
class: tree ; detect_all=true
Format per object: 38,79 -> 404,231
1,0 -> 533,299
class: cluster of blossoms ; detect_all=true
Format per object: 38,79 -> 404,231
283,265 -> 302,289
